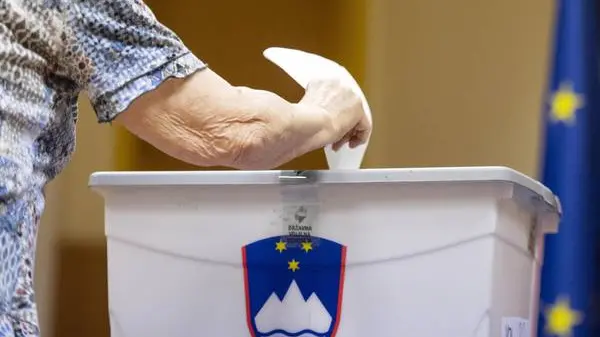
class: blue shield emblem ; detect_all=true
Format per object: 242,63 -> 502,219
242,236 -> 347,337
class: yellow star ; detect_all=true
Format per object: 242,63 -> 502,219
288,259 -> 300,272
301,241 -> 313,253
549,82 -> 583,123
544,296 -> 582,337
275,240 -> 287,253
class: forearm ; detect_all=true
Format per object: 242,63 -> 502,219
116,68 -> 332,169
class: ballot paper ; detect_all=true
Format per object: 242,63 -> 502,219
263,47 -> 373,170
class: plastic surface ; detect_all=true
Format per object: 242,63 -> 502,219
91,166 -> 561,337
90,166 -> 560,218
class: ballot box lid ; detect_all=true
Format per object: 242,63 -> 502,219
89,166 -> 560,216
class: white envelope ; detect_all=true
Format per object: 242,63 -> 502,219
263,47 -> 373,170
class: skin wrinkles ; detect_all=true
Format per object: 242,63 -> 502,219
116,67 -> 368,170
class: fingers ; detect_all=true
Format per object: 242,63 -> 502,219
301,78 -> 371,151
332,132 -> 352,151
349,128 -> 369,148
354,117 -> 371,146
331,119 -> 370,151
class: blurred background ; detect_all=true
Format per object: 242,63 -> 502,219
34,0 -> 556,336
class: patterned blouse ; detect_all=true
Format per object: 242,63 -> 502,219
0,1 -> 206,335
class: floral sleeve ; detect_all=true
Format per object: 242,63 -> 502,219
66,0 -> 207,122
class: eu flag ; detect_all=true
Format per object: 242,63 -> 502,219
538,1 -> 600,336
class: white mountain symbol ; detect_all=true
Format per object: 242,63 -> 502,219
254,280 -> 332,334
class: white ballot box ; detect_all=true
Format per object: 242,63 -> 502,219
89,166 -> 561,337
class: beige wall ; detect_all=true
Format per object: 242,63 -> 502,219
34,1 -> 555,336
364,0 -> 555,176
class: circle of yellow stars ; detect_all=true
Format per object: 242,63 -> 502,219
549,82 -> 584,123
543,296 -> 583,337
274,238 -> 314,272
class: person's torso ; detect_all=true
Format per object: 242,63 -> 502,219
0,0 -> 94,186
0,2 -> 91,335
0,1 -> 200,334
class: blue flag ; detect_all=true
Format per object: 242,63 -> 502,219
537,1 -> 600,336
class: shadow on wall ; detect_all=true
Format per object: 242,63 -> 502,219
53,241 -> 110,337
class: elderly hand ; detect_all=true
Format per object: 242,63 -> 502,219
300,78 -> 370,151
116,68 -> 370,170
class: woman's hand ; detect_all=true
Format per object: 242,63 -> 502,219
299,78 -> 370,151
115,67 -> 370,169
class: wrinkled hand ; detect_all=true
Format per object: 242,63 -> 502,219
299,78 -> 370,151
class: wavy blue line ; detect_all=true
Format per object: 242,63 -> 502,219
258,329 -> 327,337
